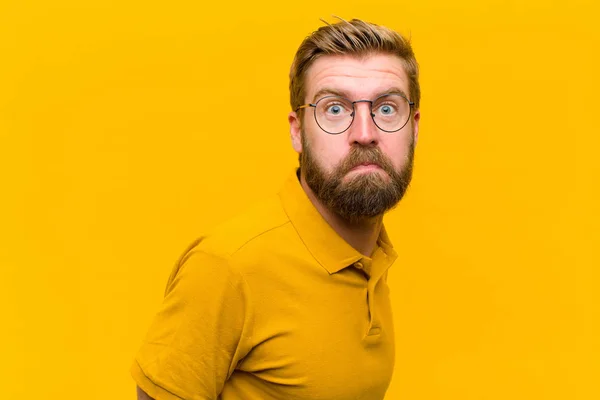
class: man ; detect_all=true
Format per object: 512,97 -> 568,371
133,18 -> 420,400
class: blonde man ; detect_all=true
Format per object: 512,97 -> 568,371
133,18 -> 420,400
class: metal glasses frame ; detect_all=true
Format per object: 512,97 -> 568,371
295,92 -> 415,135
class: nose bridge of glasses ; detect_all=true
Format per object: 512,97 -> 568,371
352,99 -> 375,117
349,100 -> 380,139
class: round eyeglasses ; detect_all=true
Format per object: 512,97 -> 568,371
295,93 -> 415,135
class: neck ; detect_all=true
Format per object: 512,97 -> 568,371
299,172 -> 383,257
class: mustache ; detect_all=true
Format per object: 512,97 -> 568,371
337,146 -> 395,175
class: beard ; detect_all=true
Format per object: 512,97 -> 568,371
300,131 -> 415,222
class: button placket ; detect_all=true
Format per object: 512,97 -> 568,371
365,280 -> 381,336
362,245 -> 395,339
354,258 -> 380,336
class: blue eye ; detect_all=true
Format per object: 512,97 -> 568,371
328,105 -> 342,115
380,105 -> 395,115
317,97 -> 351,119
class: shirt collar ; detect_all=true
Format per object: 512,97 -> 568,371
278,169 -> 398,274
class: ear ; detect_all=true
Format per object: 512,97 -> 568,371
412,109 -> 421,144
288,111 -> 303,153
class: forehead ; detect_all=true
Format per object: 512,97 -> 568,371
304,53 -> 409,101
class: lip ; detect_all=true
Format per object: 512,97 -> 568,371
350,163 -> 381,171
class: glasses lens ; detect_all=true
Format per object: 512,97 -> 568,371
371,94 -> 411,132
314,96 -> 354,134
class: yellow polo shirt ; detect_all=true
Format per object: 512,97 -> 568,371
131,170 -> 399,400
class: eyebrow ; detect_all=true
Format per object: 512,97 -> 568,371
311,88 -> 350,103
311,86 -> 410,103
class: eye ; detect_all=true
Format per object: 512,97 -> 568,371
327,104 -> 344,115
378,104 -> 397,115
316,96 -> 352,119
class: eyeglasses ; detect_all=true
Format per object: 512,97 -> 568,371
295,93 -> 415,135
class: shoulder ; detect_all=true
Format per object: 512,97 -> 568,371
164,193 -> 302,293
180,195 -> 294,267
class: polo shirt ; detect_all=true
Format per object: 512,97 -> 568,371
131,169 -> 399,400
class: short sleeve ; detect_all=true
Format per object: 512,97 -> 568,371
131,245 -> 254,400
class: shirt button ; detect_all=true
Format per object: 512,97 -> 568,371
354,262 -> 364,270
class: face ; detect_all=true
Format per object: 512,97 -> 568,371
289,53 -> 420,222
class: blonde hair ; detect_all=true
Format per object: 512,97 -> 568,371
289,18 -> 420,115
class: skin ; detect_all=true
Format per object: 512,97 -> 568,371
288,53 -> 420,256
136,386 -> 153,400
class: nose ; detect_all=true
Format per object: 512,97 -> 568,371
348,101 -> 379,146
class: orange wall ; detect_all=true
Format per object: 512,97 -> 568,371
1,1 -> 598,399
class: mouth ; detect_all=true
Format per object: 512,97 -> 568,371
349,162 -> 382,171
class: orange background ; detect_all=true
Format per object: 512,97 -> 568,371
1,1 -> 598,399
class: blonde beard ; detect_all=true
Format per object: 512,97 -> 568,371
299,132 -> 414,222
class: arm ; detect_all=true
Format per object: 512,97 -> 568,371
131,247 -> 254,399
136,386 -> 154,400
